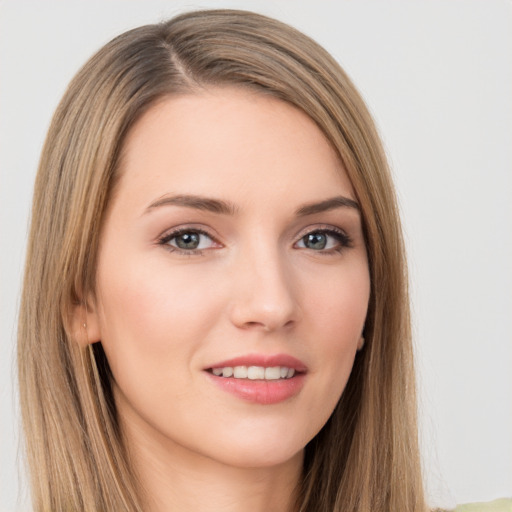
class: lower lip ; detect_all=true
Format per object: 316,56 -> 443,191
205,372 -> 306,405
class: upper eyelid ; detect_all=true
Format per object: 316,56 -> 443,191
157,224 -> 220,243
292,224 -> 349,240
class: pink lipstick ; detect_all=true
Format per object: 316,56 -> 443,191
204,353 -> 307,405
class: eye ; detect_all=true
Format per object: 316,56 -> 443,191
158,228 -> 219,253
295,228 -> 351,253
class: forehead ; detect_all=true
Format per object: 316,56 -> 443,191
115,87 -> 355,212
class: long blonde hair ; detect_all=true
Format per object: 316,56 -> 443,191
18,9 -> 427,511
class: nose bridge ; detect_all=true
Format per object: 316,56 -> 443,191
229,235 -> 300,331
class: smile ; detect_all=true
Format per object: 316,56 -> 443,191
204,354 -> 307,404
210,366 -> 296,380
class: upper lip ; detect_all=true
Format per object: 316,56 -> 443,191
206,353 -> 308,373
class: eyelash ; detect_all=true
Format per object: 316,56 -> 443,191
156,226 -> 353,256
300,227 -> 353,255
157,227 -> 215,256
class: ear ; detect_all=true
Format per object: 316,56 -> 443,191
70,298 -> 102,347
357,336 -> 365,351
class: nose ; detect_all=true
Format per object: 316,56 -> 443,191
228,244 -> 301,332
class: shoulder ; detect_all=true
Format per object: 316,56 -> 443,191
454,499 -> 512,512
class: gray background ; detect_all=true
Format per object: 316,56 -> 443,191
1,1 -> 511,510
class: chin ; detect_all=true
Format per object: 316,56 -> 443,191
210,441 -> 304,470
196,421 -> 311,469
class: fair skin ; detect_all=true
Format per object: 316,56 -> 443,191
81,88 -> 370,512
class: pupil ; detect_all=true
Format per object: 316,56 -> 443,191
176,232 -> 200,249
305,232 -> 327,250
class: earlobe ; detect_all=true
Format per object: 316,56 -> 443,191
70,301 -> 101,347
357,336 -> 365,351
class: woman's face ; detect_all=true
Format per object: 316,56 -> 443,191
87,88 -> 370,469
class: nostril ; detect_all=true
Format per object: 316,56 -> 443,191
238,319 -> 296,332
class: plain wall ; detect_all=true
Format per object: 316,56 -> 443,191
1,1 -> 511,510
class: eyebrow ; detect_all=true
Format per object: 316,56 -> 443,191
295,196 -> 359,216
145,194 -> 239,215
144,193 -> 359,217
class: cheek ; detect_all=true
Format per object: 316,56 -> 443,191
93,254 -> 229,441
94,254 -> 224,381
300,262 -> 369,403
304,259 -> 369,341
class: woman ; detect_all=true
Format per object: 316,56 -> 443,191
17,8 -> 504,512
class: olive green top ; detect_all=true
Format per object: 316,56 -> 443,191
454,499 -> 512,512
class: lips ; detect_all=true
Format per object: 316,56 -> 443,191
204,353 -> 307,405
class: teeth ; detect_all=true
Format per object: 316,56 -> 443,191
264,367 -> 281,380
233,366 -> 248,378
247,366 -> 265,380
211,365 -> 297,380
